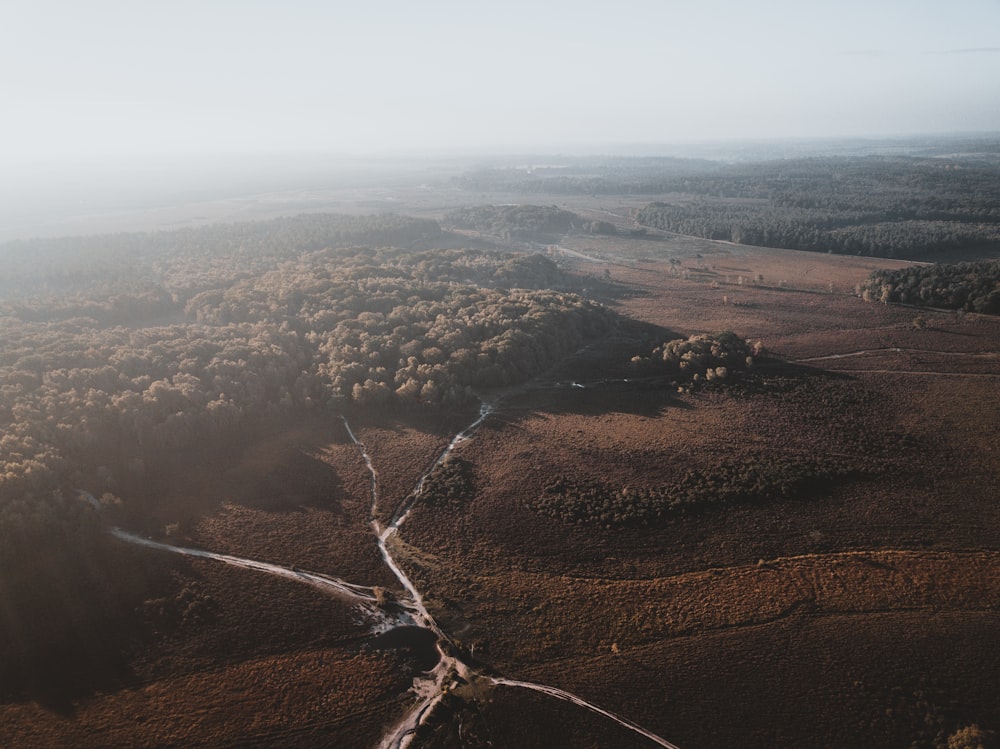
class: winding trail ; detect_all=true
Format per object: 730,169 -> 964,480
110,528 -> 382,615
342,400 -> 679,749
551,245 -> 607,264
341,408 -> 484,748
389,399 -> 494,529
490,678 -> 682,749
111,396 -> 680,748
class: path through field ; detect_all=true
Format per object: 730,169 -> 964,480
113,398 -> 681,749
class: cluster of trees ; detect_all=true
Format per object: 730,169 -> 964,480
177,248 -> 613,407
443,204 -> 580,243
857,260 -> 1000,314
142,581 -> 217,630
629,332 -> 754,384
534,455 -> 863,527
947,724 -> 997,749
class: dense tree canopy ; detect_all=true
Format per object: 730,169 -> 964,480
857,260 -> 1000,314
629,331 -> 754,385
454,154 -> 1000,259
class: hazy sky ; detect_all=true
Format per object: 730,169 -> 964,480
2,0 -> 999,161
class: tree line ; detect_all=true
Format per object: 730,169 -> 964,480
453,154 -> 1000,260
634,202 -> 1000,259
857,259 -> 1000,314
0,213 -> 444,303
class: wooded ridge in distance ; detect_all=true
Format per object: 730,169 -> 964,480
455,152 -> 1000,260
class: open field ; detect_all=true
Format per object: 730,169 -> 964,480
1,213 -> 998,748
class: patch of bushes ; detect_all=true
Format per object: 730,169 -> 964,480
418,456 -> 474,508
534,455 -> 864,527
143,581 -> 218,630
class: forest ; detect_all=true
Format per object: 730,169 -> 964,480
0,230 -> 614,522
0,212 -> 444,303
630,153 -> 1000,259
455,154 -> 1000,259
857,259 -> 1000,313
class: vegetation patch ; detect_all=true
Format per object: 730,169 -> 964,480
443,204 -> 579,243
858,259 -> 1000,314
418,456 -> 474,509
142,579 -> 218,631
533,454 -> 866,527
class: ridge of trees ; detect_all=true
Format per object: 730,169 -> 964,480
857,260 -> 1000,314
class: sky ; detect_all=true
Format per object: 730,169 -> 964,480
1,0 -> 999,162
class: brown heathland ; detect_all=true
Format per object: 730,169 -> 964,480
3,234 -> 999,748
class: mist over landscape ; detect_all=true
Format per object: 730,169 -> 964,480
2,2 -> 1000,748
2,0 -> 999,239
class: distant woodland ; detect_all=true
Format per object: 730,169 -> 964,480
444,204 -> 577,242
457,155 -> 1000,259
452,156 -> 720,195
632,156 -> 1000,259
443,204 -> 614,242
857,259 -> 1000,313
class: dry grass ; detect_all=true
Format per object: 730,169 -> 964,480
0,647 -> 407,749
